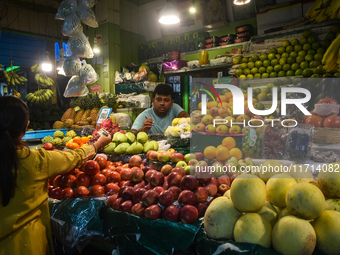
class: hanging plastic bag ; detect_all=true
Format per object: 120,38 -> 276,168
79,61 -> 98,85
62,11 -> 83,37
55,0 -> 77,20
64,75 -> 88,97
66,32 -> 94,58
79,0 -> 97,8
63,56 -> 82,76
77,3 -> 98,28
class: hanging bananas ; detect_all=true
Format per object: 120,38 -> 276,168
322,34 -> 340,72
12,88 -> 21,98
306,0 -> 340,22
31,63 -> 41,73
34,73 -> 55,87
5,71 -> 28,86
25,89 -> 54,104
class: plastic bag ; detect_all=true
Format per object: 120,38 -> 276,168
63,75 -> 88,97
110,113 -> 132,129
79,61 -> 98,85
63,56 -> 82,76
55,0 -> 77,20
62,11 -> 83,37
66,32 -> 94,58
79,0 -> 97,8
133,68 -> 148,82
77,3 -> 98,28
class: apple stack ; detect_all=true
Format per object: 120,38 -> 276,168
146,149 -> 191,172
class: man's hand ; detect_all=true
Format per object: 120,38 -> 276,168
142,116 -> 154,133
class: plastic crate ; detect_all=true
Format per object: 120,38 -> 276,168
22,129 -> 68,140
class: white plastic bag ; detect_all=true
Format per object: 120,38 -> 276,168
77,3 -> 98,28
110,113 -> 132,129
130,95 -> 150,108
79,61 -> 98,85
62,11 -> 83,37
79,0 -> 97,8
66,32 -> 94,58
55,0 -> 77,20
63,75 -> 88,97
63,56 -> 82,76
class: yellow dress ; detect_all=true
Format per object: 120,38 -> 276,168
0,145 -> 96,255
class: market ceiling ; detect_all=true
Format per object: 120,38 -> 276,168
0,0 -> 62,15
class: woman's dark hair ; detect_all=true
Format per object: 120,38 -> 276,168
0,96 -> 29,206
153,84 -> 174,100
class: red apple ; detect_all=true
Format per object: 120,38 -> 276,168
196,202 -> 208,217
147,150 -> 159,161
131,167 -> 144,183
106,171 -> 121,183
101,168 -> 113,177
92,173 -> 107,186
120,168 -> 133,180
141,165 -> 152,174
150,172 -> 165,187
153,186 -> 165,196
42,142 -> 54,150
90,185 -> 105,197
194,152 -> 204,161
158,190 -> 175,206
141,189 -> 158,207
204,183 -> 218,197
180,205 -> 199,224
178,190 -> 197,206
171,152 -> 184,163
95,156 -> 107,170
163,180 -> 169,190
83,160 -> 100,176
74,186 -> 90,198
167,172 -> 183,187
131,203 -> 146,217
106,194 -> 118,207
60,174 -> 77,188
180,175 -> 199,191
162,205 -> 180,222
52,175 -> 62,187
134,181 -> 145,189
132,188 -> 147,204
105,183 -> 120,195
161,164 -> 173,176
129,155 -> 142,167
194,187 -> 209,203
168,186 -> 181,200
145,169 -> 158,183
50,187 -> 62,199
218,184 -> 230,195
144,204 -> 162,220
119,200 -> 133,213
112,197 -> 123,210
76,173 -> 91,187
218,175 -> 231,186
172,167 -> 186,177
120,186 -> 134,201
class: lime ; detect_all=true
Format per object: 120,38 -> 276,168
294,44 -> 303,52
289,52 -> 298,58
243,68 -> 251,75
285,45 -> 294,53
286,70 -> 295,76
267,66 -> 274,73
262,73 -> 269,78
258,67 -> 266,74
291,63 -> 300,71
299,38 -> 307,45
309,61 -> 318,68
273,79 -> 283,86
303,43 -> 311,51
276,54 -> 281,59
269,48 -> 277,54
282,40 -> 291,47
255,60 -> 263,68
326,32 -> 336,41
300,61 -> 309,69
235,69 -> 243,77
283,64 -> 291,72
279,58 -> 287,65
314,53 -> 323,61
242,57 -> 249,63
314,65 -> 325,75
334,72 -> 340,78
254,73 -> 261,79
261,88 -> 269,94
271,59 -> 279,66
296,56 -> 305,64
259,54 -> 268,61
311,74 -> 320,78
302,68 -> 313,77
302,30 -> 312,38
263,60 -> 271,67
251,67 -> 258,75
251,55 -> 259,62
247,62 -> 255,69
281,53 -> 289,59
291,39 -> 299,46
247,74 -> 254,79
287,57 -> 296,64
317,48 -> 325,54
312,42 -> 320,50
268,53 -> 276,61
233,58 -> 240,65
298,50 -> 306,57
239,74 -> 246,79
269,72 -> 278,78
274,64 -> 282,72
295,69 -> 303,76
277,47 -> 285,54
240,63 -> 248,70
308,36 -> 316,44
278,71 -> 286,77
305,54 -> 314,62
307,49 -> 316,56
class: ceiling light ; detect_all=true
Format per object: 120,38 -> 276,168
57,48 -> 66,75
233,0 -> 251,5
42,51 -> 52,72
189,6 -> 196,13
159,0 -> 180,25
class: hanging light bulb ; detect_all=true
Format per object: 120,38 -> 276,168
233,0 -> 251,5
93,37 -> 100,54
57,47 -> 66,75
189,0 -> 196,13
42,51 -> 52,72
159,0 -> 180,25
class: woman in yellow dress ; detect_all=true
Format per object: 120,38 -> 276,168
0,96 -> 111,255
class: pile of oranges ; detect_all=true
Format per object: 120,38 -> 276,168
65,136 -> 90,149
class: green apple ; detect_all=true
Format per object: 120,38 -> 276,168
176,160 -> 187,168
184,153 -> 196,163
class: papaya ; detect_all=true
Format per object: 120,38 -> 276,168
199,50 -> 209,65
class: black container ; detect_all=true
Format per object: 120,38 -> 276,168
220,34 -> 236,41
235,24 -> 253,33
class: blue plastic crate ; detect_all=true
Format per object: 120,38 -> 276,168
22,129 -> 68,140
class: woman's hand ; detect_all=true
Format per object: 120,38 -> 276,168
94,134 -> 112,151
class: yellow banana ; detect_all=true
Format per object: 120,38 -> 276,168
315,8 -> 327,23
322,34 -> 340,64
325,0 -> 340,18
306,0 -> 322,19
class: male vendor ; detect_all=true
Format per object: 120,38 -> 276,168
131,84 -> 189,134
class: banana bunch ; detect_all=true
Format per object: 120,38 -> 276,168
35,73 -> 55,87
6,71 -> 28,86
31,63 -> 41,73
322,34 -> 340,72
12,88 -> 21,98
306,0 -> 340,22
25,89 -> 54,104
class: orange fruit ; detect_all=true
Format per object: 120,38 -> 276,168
81,136 -> 89,144
216,145 -> 230,161
230,148 -> 242,160
73,136 -> 82,144
225,92 -> 233,101
66,140 -> 73,149
222,137 -> 236,150
204,146 -> 217,160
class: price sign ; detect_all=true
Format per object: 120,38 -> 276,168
96,107 -> 112,125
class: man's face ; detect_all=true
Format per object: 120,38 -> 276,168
152,94 -> 174,116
